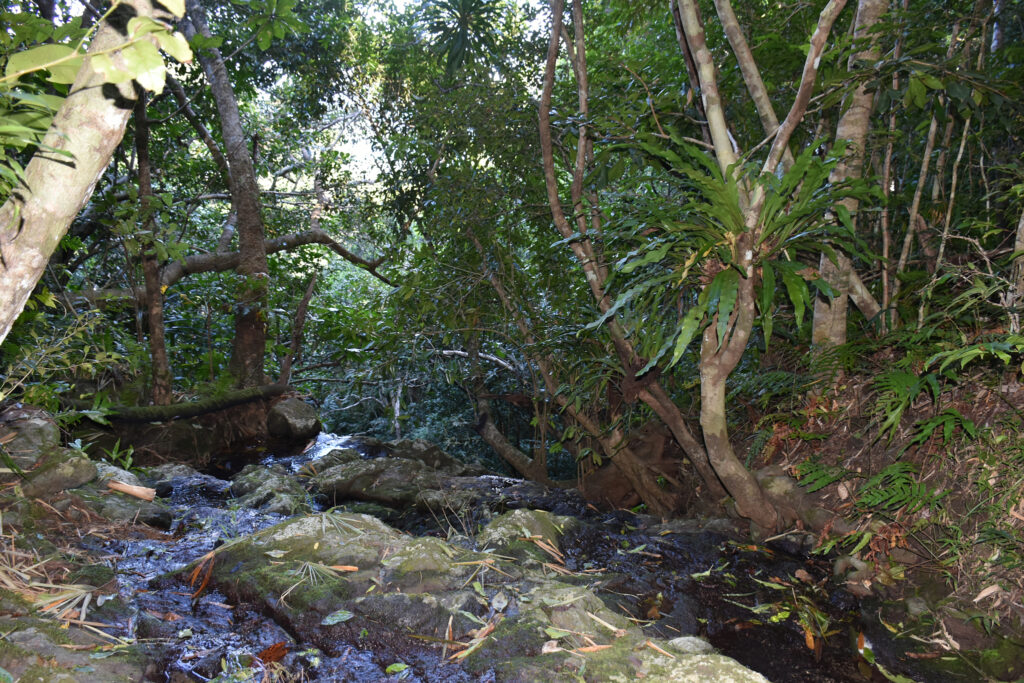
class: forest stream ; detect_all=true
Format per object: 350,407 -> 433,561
1,422 -> 979,683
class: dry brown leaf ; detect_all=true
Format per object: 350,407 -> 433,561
572,644 -> 612,653
644,640 -> 675,659
257,641 -> 289,663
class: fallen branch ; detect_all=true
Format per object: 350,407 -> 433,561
64,383 -> 290,423
106,481 -> 156,501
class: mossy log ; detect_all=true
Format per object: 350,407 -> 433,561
66,384 -> 290,423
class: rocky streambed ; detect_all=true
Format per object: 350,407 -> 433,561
0,414 -> 1000,682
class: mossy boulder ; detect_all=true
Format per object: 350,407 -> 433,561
73,480 -> 173,529
230,463 -> 311,515
298,447 -> 363,476
350,591 -> 481,638
93,462 -> 143,488
0,618 -> 155,682
311,457 -> 445,507
21,449 -> 97,498
478,509 -> 577,563
0,405 -> 60,469
384,439 -> 487,475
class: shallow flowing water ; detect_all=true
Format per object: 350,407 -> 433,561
82,434 -> 945,682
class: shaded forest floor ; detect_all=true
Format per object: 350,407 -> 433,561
741,367 -> 1024,657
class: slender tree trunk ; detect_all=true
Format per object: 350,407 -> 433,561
278,272 -> 317,385
1009,207 -> 1024,334
134,91 -> 172,405
541,0 -> 723,509
811,0 -> 888,346
711,0 -> 795,171
0,0 -> 165,347
699,264 -> 777,529
184,0 -> 269,388
674,0 -> 846,528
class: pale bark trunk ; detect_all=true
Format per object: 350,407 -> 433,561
699,256 -> 777,529
134,91 -> 172,405
811,0 -> 887,346
674,0 -> 847,528
0,0 -> 161,347
184,0 -> 269,388
711,0 -> 795,170
1009,208 -> 1024,334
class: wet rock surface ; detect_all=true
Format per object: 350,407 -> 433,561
0,431 -> 979,681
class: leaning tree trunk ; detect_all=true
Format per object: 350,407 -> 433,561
183,0 -> 269,388
541,0 -> 726,511
0,0 -> 167,347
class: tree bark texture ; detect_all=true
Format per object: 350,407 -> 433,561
0,0 -> 162,348
184,0 -> 269,388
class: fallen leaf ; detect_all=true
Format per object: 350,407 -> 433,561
257,641 -> 288,663
973,585 -> 1003,602
541,640 -> 562,654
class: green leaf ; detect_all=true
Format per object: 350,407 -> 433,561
385,662 -> 408,674
320,609 -> 354,625
759,263 -> 775,345
5,43 -> 75,79
777,263 -> 809,329
162,0 -> 186,18
668,300 -> 707,368
90,54 -> 133,84
154,30 -> 192,63
128,16 -> 163,37
121,39 -> 166,93
544,627 -> 571,639
713,269 -> 739,350
257,27 -> 273,51
620,240 -> 670,274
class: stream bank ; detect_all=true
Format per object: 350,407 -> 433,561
0,408 -> 1019,681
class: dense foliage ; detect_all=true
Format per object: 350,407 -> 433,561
2,0 -> 1024,630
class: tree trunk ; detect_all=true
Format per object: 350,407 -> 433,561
0,0 -> 163,347
1010,207 -> 1024,334
699,269 -> 778,530
541,0 -> 724,509
184,0 -> 269,388
278,273 -> 317,385
134,91 -> 173,406
64,383 -> 290,422
806,0 -> 887,345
